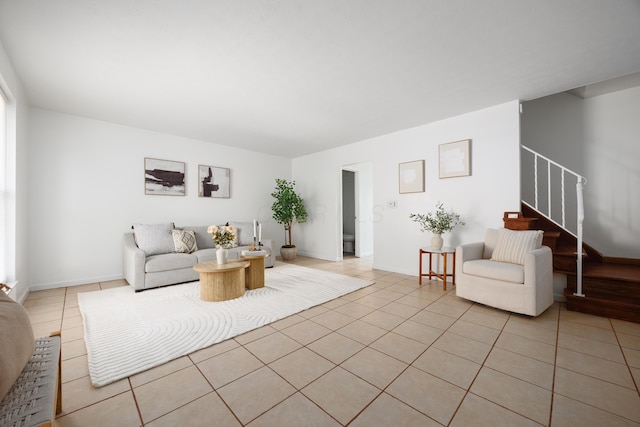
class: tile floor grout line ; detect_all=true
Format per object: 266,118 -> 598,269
609,316 -> 640,396
190,352 -> 245,427
548,302 -> 562,427
127,376 -> 146,426
440,293 -> 487,426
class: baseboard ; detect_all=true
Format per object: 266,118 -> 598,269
29,274 -> 124,292
371,262 -> 414,277
5,280 -> 28,304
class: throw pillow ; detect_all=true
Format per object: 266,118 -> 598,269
228,221 -> 255,246
0,291 -> 35,401
172,229 -> 198,253
491,228 -> 543,265
133,223 -> 175,256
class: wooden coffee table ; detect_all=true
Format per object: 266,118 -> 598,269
240,252 -> 268,290
193,260 -> 250,302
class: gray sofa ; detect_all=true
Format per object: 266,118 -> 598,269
123,222 -> 274,291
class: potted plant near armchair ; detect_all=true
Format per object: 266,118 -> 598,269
271,178 -> 308,260
409,202 -> 464,250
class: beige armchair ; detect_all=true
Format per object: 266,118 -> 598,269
455,228 -> 553,317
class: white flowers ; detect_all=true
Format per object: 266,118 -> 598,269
208,225 -> 237,248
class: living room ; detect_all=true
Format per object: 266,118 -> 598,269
2,2 -> 640,426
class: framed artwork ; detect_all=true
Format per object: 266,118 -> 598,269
439,139 -> 471,178
144,158 -> 185,196
198,165 -> 230,198
398,160 -> 425,193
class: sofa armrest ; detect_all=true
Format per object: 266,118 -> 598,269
123,232 -> 145,290
261,239 -> 275,267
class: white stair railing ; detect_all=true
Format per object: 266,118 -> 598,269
521,145 -> 587,297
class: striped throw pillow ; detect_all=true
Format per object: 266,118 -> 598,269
491,229 -> 543,265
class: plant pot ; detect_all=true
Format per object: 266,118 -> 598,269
216,248 -> 228,264
280,246 -> 297,261
431,234 -> 444,250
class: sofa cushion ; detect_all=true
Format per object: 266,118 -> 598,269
182,225 -> 216,249
463,259 -> 525,283
172,229 -> 198,253
145,253 -> 198,273
228,221 -> 255,246
0,291 -> 35,401
133,223 -> 175,256
491,229 -> 543,265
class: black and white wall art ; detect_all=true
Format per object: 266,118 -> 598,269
144,158 -> 186,196
198,165 -> 230,198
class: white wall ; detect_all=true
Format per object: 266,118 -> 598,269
522,87 -> 640,258
0,40 -> 30,302
293,101 -> 521,275
28,108 -> 291,289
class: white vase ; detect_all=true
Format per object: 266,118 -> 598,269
431,234 -> 444,250
216,248 -> 228,264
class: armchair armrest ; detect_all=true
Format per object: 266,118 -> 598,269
523,246 -> 554,316
455,241 -> 485,277
123,232 -> 145,290
523,246 -> 553,287
456,242 -> 485,262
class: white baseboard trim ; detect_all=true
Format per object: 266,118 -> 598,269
371,262 -> 414,277
29,274 -> 124,292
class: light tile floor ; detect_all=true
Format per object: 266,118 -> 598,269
22,256 -> 640,426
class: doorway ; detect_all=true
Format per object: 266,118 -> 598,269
342,170 -> 356,256
341,163 -> 373,259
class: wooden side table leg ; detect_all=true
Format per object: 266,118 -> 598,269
419,249 -> 423,285
442,252 -> 447,291
428,252 -> 434,280
452,250 -> 456,286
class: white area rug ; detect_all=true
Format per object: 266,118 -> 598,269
78,263 -> 374,387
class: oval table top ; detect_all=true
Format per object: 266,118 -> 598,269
193,260 -> 250,273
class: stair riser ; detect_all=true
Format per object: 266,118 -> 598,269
565,292 -> 640,323
566,276 -> 640,305
554,256 -> 577,272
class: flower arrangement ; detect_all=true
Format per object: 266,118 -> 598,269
409,202 -> 464,235
207,225 -> 237,249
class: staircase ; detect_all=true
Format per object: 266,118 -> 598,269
521,189 -> 640,324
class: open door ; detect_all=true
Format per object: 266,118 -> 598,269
341,163 -> 373,259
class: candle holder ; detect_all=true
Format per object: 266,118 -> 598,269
252,237 -> 263,251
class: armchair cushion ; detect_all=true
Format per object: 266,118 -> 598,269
463,259 -> 524,283
491,229 -> 543,265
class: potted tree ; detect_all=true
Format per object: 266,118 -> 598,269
271,178 -> 308,260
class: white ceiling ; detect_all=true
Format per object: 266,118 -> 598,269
1,1 -> 640,158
